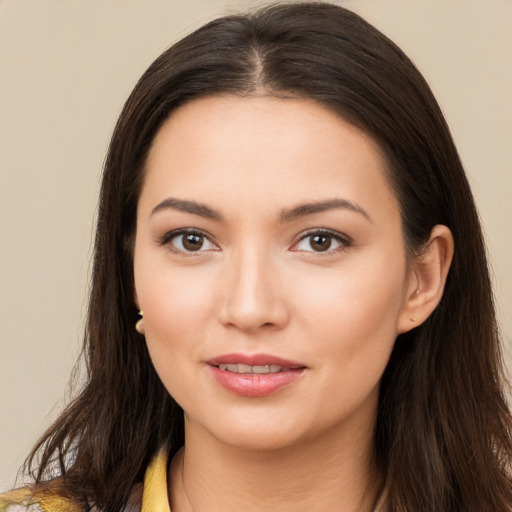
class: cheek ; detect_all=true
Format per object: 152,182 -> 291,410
133,248 -> 218,388
137,269 -> 215,403
298,265 -> 404,329
139,265 -> 216,343
291,265 -> 405,420
292,255 -> 407,366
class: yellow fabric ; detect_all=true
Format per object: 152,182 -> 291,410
140,448 -> 171,512
0,486 -> 80,512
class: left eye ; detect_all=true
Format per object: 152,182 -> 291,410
293,231 -> 348,253
168,232 -> 217,252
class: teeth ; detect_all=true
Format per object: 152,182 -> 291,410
253,365 -> 283,374
218,364 -> 284,374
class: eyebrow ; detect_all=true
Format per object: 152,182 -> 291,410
279,198 -> 371,223
151,197 -> 223,221
150,197 -> 370,223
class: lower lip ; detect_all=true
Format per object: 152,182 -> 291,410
209,366 -> 305,397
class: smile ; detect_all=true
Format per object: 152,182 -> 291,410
207,354 -> 306,397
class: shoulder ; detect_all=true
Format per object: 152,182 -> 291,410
0,485 -> 142,512
0,446 -> 160,512
0,487 -> 82,512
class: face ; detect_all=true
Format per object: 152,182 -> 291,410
134,95 -> 414,451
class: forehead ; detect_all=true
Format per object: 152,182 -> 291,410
140,95 -> 398,219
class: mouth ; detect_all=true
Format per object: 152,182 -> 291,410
206,353 -> 307,397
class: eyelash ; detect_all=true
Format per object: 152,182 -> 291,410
158,228 -> 352,255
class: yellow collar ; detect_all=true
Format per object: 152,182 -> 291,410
141,447 -> 171,512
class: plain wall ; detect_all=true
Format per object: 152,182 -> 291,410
1,0 -> 511,492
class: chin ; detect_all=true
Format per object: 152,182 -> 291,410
187,409 -> 312,452
215,426 -> 307,452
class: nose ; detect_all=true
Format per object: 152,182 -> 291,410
217,246 -> 290,333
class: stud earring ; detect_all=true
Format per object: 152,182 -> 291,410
135,310 -> 145,335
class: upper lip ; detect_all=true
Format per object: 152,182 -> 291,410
206,353 -> 306,368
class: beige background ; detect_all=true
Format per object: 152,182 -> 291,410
1,0 -> 511,492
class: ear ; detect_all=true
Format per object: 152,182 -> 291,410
397,225 -> 454,334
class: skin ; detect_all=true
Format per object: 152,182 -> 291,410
133,95 -> 453,512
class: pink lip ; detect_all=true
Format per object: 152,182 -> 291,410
206,353 -> 306,398
206,353 -> 305,367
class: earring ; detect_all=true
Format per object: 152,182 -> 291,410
135,310 -> 145,335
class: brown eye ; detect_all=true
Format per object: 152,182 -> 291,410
310,234 -> 332,252
166,231 -> 217,253
293,230 -> 350,254
182,233 -> 204,251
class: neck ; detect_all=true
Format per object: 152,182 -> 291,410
169,410 -> 382,512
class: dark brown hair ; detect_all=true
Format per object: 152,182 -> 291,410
25,3 -> 512,511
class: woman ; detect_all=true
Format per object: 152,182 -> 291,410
1,2 -> 511,511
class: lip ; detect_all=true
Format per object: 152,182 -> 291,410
206,353 -> 305,368
206,353 -> 307,398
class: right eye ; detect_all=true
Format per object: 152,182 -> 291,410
162,230 -> 218,253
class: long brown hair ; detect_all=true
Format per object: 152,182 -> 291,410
25,3 -> 512,511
